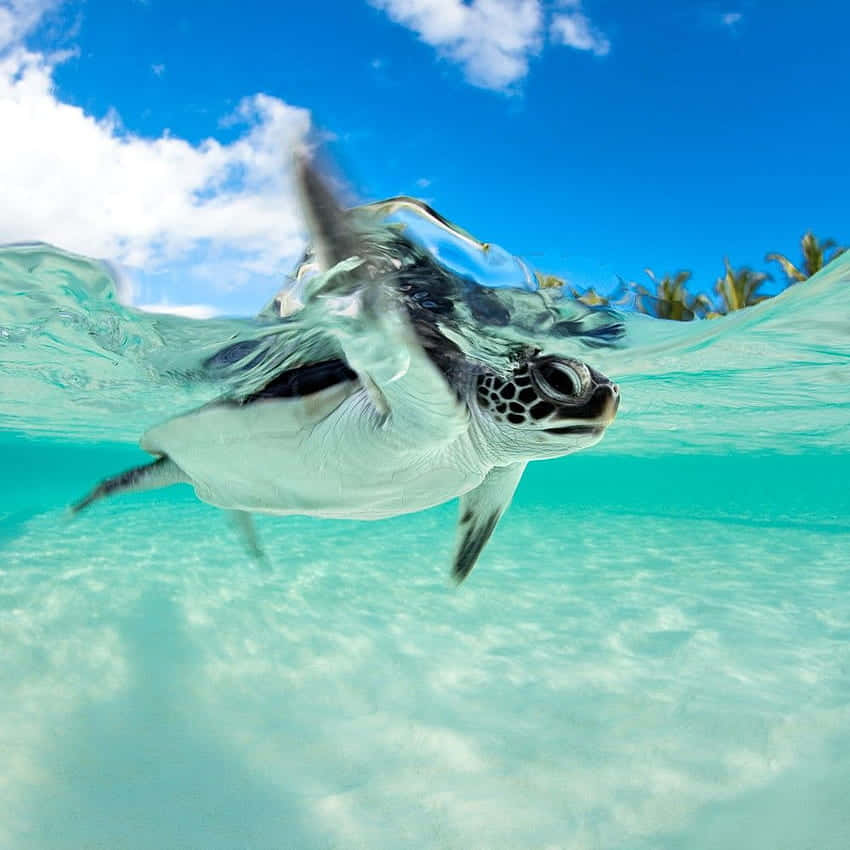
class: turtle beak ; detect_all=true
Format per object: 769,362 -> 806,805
598,382 -> 620,423
570,381 -> 620,423
544,382 -> 619,434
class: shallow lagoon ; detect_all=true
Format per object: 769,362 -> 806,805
1,243 -> 849,848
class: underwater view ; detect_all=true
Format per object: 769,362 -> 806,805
2,1 -> 849,848
2,192 -> 849,849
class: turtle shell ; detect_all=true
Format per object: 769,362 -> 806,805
206,197 -> 625,402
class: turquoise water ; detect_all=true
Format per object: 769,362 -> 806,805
1,239 -> 849,848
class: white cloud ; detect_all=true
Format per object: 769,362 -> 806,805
137,301 -> 220,319
0,47 -> 311,302
550,7 -> 610,56
151,62 -> 165,77
0,0 -> 59,50
368,0 -> 609,90
0,0 -> 315,312
369,0 -> 543,89
721,11 -> 742,27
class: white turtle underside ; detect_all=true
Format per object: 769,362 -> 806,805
69,154 -> 612,582
141,379 -> 488,520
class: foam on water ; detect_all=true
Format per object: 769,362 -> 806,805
1,216 -> 849,848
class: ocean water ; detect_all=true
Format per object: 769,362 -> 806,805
1,238 -> 849,850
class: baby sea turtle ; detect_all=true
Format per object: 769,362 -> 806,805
72,155 -> 620,582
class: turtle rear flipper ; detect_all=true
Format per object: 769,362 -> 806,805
228,510 -> 271,569
70,456 -> 187,514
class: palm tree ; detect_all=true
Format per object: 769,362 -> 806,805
567,285 -> 609,307
765,231 -> 846,284
635,269 -> 712,321
714,257 -> 771,312
535,272 -> 567,289
534,272 -> 610,306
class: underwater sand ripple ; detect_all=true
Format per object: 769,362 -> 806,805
1,499 -> 848,849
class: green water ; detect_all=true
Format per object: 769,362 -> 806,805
1,242 -> 849,848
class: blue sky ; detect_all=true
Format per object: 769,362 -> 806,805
1,0 -> 848,315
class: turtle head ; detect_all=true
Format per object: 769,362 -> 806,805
473,353 -> 619,460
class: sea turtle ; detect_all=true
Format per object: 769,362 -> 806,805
72,155 -> 620,582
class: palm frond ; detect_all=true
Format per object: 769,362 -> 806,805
715,257 -> 770,312
768,232 -> 846,283
535,271 -> 567,289
765,252 -> 806,284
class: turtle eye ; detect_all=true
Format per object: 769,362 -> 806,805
533,361 -> 583,399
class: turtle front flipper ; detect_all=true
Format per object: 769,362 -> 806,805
70,456 -> 187,514
453,462 -> 526,583
294,153 -> 468,447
